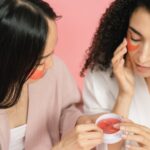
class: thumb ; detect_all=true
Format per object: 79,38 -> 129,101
76,116 -> 93,125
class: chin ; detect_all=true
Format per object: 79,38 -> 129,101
134,69 -> 150,78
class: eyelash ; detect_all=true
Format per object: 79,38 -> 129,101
131,37 -> 141,42
35,63 -> 44,67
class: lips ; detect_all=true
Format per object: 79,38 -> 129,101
135,63 -> 150,72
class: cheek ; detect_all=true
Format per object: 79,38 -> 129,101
127,37 -> 140,51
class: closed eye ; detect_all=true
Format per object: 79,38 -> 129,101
36,63 -> 44,66
131,37 -> 141,42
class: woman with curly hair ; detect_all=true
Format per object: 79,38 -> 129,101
82,0 -> 150,149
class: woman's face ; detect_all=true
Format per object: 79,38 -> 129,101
127,7 -> 150,77
29,19 -> 57,81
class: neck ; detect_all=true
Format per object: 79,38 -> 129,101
145,77 -> 150,93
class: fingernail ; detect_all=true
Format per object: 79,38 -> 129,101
113,123 -> 120,129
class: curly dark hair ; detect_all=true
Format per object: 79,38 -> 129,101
81,0 -> 150,76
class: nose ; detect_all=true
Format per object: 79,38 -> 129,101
138,44 -> 150,63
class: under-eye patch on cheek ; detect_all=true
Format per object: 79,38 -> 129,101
127,37 -> 140,51
29,70 -> 45,80
127,34 -> 140,51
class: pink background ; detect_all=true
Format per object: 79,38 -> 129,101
45,0 -> 112,88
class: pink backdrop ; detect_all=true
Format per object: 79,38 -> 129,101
45,0 -> 113,88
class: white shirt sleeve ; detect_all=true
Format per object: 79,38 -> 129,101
83,70 -> 115,114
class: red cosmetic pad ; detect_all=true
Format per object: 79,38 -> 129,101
97,118 -> 121,134
127,38 -> 139,51
30,70 -> 45,80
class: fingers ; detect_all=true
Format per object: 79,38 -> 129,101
114,38 -> 127,55
85,139 -> 103,150
139,125 -> 150,134
122,134 -> 149,146
77,139 -> 102,150
75,124 -> 103,150
126,145 -> 147,150
75,124 -> 102,133
120,122 -> 150,147
120,122 -> 149,138
77,131 -> 103,140
122,117 -> 133,123
112,48 -> 127,66
125,55 -> 133,71
112,38 -> 127,71
76,116 -> 93,125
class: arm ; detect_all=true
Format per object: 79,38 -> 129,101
52,124 -> 103,150
83,68 -> 117,149
108,39 -> 135,150
83,39 -> 135,150
83,70 -> 112,115
57,61 -> 103,150
58,62 -> 83,135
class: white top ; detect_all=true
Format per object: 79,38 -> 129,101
83,69 -> 150,149
9,124 -> 27,150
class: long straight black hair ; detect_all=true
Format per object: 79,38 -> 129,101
0,0 -> 57,108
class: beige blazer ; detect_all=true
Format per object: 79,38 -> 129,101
0,55 -> 82,150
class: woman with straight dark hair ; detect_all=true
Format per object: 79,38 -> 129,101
82,0 -> 150,149
0,0 -> 103,149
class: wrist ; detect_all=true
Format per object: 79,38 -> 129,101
113,92 -> 133,117
118,90 -> 134,98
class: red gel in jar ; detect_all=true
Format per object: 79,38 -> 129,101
96,113 -> 123,144
97,118 -> 121,134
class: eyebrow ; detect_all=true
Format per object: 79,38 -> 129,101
129,26 -> 142,37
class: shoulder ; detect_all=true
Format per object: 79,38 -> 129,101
45,55 -> 78,89
84,68 -> 119,95
84,68 -> 113,86
52,55 -> 66,68
49,55 -> 71,76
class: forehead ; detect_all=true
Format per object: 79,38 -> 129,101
129,7 -> 150,37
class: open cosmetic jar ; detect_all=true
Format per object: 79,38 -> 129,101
95,113 -> 123,144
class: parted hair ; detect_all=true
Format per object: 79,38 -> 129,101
0,0 -> 57,108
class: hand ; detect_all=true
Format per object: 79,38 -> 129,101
58,124 -> 103,150
76,114 -> 104,125
111,38 -> 135,96
120,122 -> 150,150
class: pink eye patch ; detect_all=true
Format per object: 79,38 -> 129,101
127,32 -> 140,51
30,70 -> 45,80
